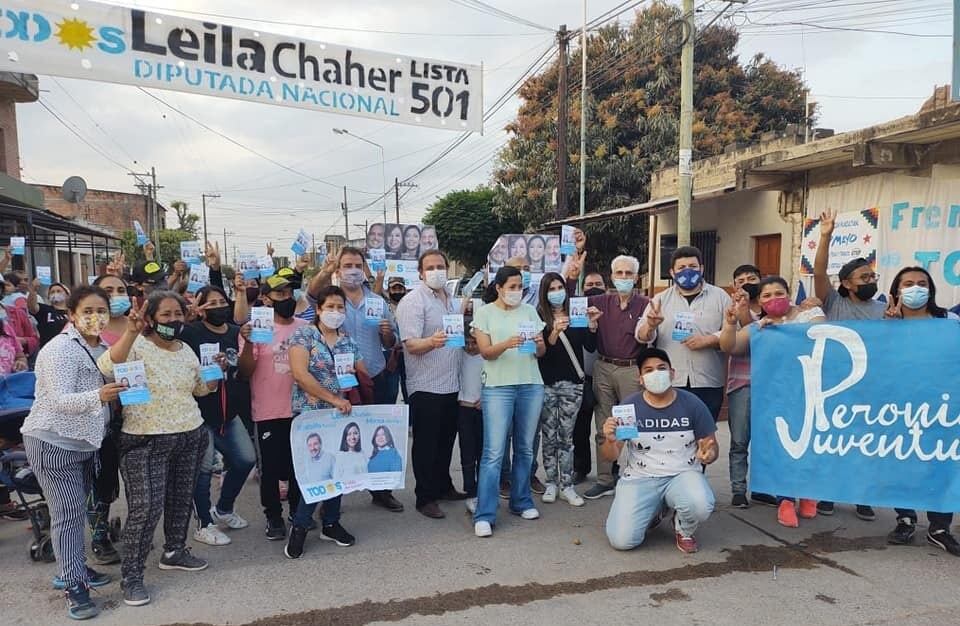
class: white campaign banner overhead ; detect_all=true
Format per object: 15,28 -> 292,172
0,0 -> 482,132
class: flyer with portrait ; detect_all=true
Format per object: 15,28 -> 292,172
613,404 -> 639,440
133,220 -> 148,246
10,236 -> 24,256
180,241 -> 203,266
36,266 -> 51,287
199,343 -> 223,382
116,361 -> 151,406
443,314 -> 465,348
291,229 -> 310,256
368,248 -> 386,272
569,297 -> 588,328
291,404 -> 409,503
364,297 -> 384,324
560,225 -> 576,255
238,252 -> 259,280
334,353 -> 358,388
518,321 -> 538,354
187,263 -> 210,293
316,241 -> 327,261
250,307 -> 274,343
672,311 -> 696,342
257,255 -> 275,279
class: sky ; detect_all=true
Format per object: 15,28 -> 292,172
14,0 -> 954,262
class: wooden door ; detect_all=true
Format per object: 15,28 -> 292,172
754,234 -> 781,278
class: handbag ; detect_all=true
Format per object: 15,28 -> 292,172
557,331 -> 585,383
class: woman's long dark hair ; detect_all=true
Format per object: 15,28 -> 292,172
536,272 -> 567,334
889,266 -> 947,318
483,265 -> 522,303
369,426 -> 396,460
339,422 -> 362,453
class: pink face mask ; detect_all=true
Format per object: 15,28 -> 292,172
761,297 -> 791,318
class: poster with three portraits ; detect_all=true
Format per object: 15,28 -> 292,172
365,223 -> 440,287
291,405 -> 409,503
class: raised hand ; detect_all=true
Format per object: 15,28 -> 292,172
586,306 -> 603,323
205,241 -> 221,270
819,208 -> 837,237
143,241 -> 156,260
126,300 -> 148,334
266,242 -> 275,258
295,255 -> 309,272
724,303 -> 739,325
885,297 -> 903,319
646,300 -> 664,328
172,259 -> 188,276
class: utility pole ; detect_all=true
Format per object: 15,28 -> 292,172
393,179 -> 418,223
129,167 -> 164,262
556,24 -> 570,220
677,0 -> 695,247
579,3 -> 587,217
222,229 -> 236,266
201,193 -> 220,247
342,186 -> 349,240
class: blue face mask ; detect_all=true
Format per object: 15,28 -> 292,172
613,278 -> 634,294
547,290 -> 566,306
109,296 -> 131,317
899,285 -> 929,310
293,288 -> 304,302
674,268 -> 703,290
522,271 -> 531,289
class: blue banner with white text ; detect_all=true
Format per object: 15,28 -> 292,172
750,319 -> 960,512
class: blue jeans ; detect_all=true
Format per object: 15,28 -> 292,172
474,384 -> 544,525
193,417 -> 257,527
293,495 -> 341,528
727,386 -> 750,496
500,429 -> 540,481
605,471 -> 715,550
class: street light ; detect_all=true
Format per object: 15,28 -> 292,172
332,128 -> 387,224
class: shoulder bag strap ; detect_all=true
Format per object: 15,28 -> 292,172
557,331 -> 585,382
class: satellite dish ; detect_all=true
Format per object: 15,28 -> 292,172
62,176 -> 87,203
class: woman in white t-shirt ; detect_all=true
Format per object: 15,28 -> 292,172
719,276 -> 825,530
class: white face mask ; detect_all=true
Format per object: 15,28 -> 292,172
424,269 -> 447,290
502,290 -> 523,307
642,369 -> 673,394
320,311 -> 346,329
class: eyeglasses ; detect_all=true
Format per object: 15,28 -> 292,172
852,272 -> 879,283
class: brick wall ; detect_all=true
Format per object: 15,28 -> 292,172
36,185 -> 165,236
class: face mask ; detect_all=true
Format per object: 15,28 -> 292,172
272,298 -> 297,319
761,296 -> 791,318
899,285 -> 929,310
853,282 -> 878,301
109,296 -> 131,317
389,291 -> 404,303
74,313 -> 109,337
293,288 -> 304,302
205,305 -> 233,326
642,369 -> 673,394
154,320 -> 184,341
0,307 -> 7,321
740,283 -> 760,300
584,287 -> 605,298
424,269 -> 447,290
245,287 -> 260,304
521,271 -> 531,289
674,268 -> 702,290
49,292 -> 67,305
320,310 -> 346,329
547,290 -> 566,306
613,278 -> 634,294
502,290 -> 523,307
340,268 -> 364,288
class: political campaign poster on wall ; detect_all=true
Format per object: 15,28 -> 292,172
1,1 -> 482,132
365,223 -> 440,286
799,209 -> 878,277
486,234 -> 564,281
806,166 -> 960,306
750,319 -> 960,512
291,404 -> 409,504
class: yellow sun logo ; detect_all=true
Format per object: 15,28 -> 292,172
56,18 -> 96,51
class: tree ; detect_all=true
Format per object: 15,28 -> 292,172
493,1 -> 807,272
170,200 -> 200,238
422,187 -> 522,273
120,228 -> 197,267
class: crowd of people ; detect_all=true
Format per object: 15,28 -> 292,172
2,212 -> 959,621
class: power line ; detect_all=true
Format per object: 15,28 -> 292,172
446,0 -> 554,32
36,99 -> 133,173
49,78 -> 140,165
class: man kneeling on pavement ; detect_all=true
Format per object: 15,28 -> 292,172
602,347 -> 719,554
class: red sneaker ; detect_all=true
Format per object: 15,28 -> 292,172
675,532 -> 699,554
798,499 -> 817,519
778,500 -> 799,528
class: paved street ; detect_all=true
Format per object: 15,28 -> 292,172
2,428 -> 958,626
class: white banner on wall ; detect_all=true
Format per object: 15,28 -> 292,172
0,0 -> 482,132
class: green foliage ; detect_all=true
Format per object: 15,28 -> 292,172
170,200 -> 200,238
422,187 -> 522,273
119,228 -> 196,267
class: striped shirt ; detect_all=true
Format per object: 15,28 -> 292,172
396,283 -> 461,395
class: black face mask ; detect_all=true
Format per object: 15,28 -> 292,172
245,287 -> 261,304
272,298 -> 297,319
584,287 -> 605,297
205,306 -> 232,326
154,320 -> 184,341
389,291 -> 405,303
741,283 -> 760,300
854,283 -> 878,301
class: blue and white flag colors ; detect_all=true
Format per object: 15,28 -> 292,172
613,404 -> 639,440
569,297 -> 588,328
291,229 -> 310,257
116,361 -> 151,406
199,343 -> 224,383
10,237 -> 24,256
750,319 -> 960,513
444,314 -> 465,348
180,241 -> 203,266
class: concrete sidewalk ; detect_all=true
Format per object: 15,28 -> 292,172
1,428 -> 956,626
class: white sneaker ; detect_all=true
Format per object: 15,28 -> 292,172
194,523 -> 231,546
542,484 -> 558,503
211,507 -> 249,530
560,486 -> 585,507
474,521 -> 492,537
520,508 -> 540,520
465,497 -> 477,514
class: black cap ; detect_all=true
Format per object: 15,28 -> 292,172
132,261 -> 165,285
636,346 -> 671,369
837,258 -> 870,297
